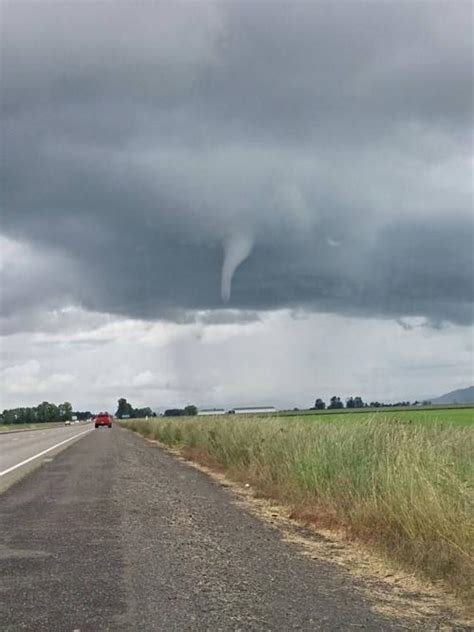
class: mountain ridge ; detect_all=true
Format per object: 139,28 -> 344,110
431,386 -> 474,405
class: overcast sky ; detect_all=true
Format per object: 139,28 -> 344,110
1,1 -> 472,412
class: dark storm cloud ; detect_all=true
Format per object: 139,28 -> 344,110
1,1 -> 472,330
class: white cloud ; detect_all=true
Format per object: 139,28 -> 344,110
0,360 -> 75,402
132,371 -> 157,388
0,310 -> 471,412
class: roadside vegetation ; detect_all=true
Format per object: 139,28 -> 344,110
0,401 -> 74,425
0,421 -> 68,432
122,411 -> 473,601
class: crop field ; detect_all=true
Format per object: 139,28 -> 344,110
280,406 -> 474,426
122,410 -> 474,601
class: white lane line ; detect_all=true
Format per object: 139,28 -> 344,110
0,428 -> 94,477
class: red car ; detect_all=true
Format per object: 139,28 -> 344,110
94,412 -> 113,429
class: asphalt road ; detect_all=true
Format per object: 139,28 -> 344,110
0,423 -> 94,489
0,426 -> 462,631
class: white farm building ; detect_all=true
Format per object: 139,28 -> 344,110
198,408 -> 226,416
231,406 -> 276,415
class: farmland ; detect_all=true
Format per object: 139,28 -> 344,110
121,407 -> 474,602
279,405 -> 474,426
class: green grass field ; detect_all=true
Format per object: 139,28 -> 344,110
122,408 -> 474,601
280,406 -> 474,426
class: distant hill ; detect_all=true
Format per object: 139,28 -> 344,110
431,386 -> 474,405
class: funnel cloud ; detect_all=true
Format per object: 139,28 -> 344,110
0,1 -> 472,331
221,233 -> 254,303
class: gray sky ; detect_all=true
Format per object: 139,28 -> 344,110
1,1 -> 472,411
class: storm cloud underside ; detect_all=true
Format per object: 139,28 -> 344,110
1,1 -> 473,331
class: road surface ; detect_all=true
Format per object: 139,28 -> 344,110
0,426 -> 462,631
0,423 -> 94,490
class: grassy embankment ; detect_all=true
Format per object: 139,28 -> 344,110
121,409 -> 473,600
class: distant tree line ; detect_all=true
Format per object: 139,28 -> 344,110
1,401 -> 73,425
164,405 -> 197,417
116,397 -> 198,418
115,398 -> 156,419
313,396 -> 347,410
369,400 -> 410,408
313,397 -> 432,410
72,410 -> 92,420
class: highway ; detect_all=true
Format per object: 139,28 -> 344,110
0,426 -> 463,631
0,423 -> 94,490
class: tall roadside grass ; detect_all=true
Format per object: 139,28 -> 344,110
122,416 -> 473,600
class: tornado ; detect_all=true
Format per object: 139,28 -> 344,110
221,232 -> 254,303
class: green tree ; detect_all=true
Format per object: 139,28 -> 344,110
37,402 -> 52,423
73,410 -> 92,420
328,396 -> 344,410
134,407 -> 153,418
313,398 -> 326,410
164,408 -> 185,417
2,401 -> 71,425
184,405 -> 197,416
59,402 -> 73,421
116,398 -> 134,418
2,409 -> 17,424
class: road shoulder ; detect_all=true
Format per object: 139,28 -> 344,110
127,429 -> 472,630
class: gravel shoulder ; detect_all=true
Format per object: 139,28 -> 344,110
0,426 -> 467,631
